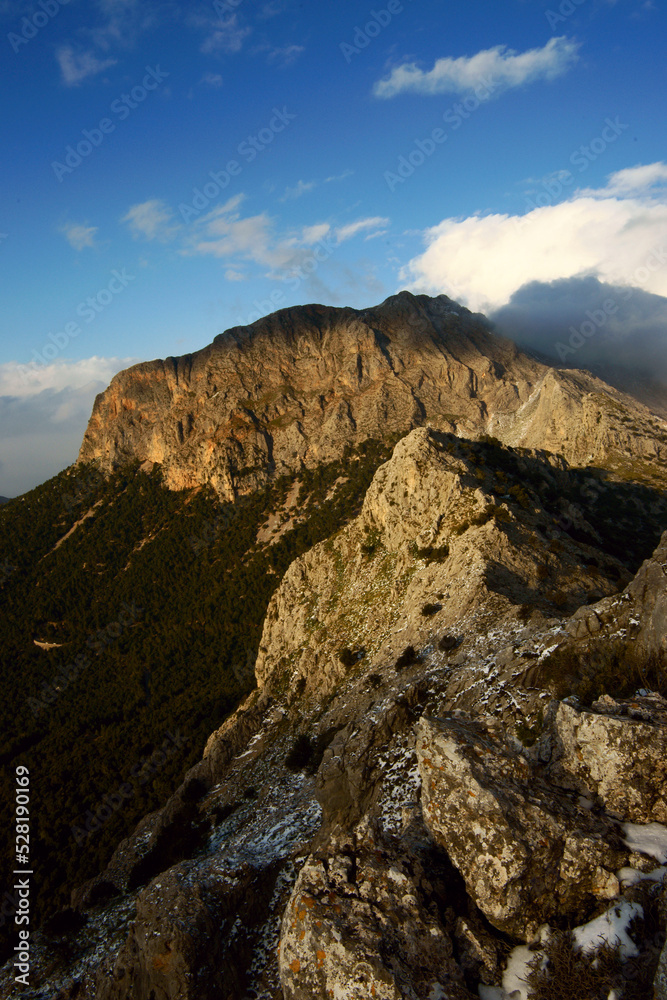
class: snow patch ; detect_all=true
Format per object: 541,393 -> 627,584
617,865 -> 666,887
573,900 -> 643,959
622,821 -> 667,863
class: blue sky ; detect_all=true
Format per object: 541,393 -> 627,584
1,0 -> 666,495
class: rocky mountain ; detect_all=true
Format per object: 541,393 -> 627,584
78,293 -> 667,497
2,292 -> 667,999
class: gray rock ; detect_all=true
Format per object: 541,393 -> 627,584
278,823 -> 476,1000
543,698 -> 667,823
417,714 -> 626,939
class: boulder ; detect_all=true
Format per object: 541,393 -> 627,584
417,714 -> 626,939
279,824 -> 476,1000
542,695 -> 667,823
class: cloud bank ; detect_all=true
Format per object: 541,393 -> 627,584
491,276 -> 667,390
0,357 -> 139,498
402,163 -> 667,313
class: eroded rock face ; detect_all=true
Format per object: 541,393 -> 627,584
278,823 -> 475,1000
416,714 -> 627,939
542,696 -> 667,823
77,293 -> 664,499
255,426 -> 624,708
94,861 -> 280,1000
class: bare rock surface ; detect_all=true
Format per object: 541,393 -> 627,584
279,821 -> 475,1000
542,696 -> 667,823
78,293 -> 666,499
416,713 -> 627,939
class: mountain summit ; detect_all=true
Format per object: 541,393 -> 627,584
79,292 -> 665,497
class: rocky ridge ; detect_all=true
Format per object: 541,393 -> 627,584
8,416 -> 667,999
78,293 -> 667,498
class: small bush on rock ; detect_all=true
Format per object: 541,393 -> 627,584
285,735 -> 315,772
438,633 -> 460,653
395,646 -> 418,670
338,647 -> 358,668
421,602 -> 442,616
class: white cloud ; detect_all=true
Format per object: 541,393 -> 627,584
582,162 -> 667,198
224,268 -> 246,281
188,206 -> 390,268
267,43 -> 304,66
401,163 -> 667,313
280,179 -> 317,201
373,36 -> 579,98
201,14 -> 251,54
301,223 -> 331,245
121,199 -> 179,242
0,356 -> 140,497
188,204 -> 280,265
1,356 -> 138,399
335,217 -> 390,243
325,169 -> 354,183
87,0 -> 161,51
201,71 -> 223,87
56,45 -> 117,86
60,222 -> 98,251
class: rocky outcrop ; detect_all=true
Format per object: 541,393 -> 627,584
417,713 -> 627,939
656,933 -> 667,999
541,695 -> 667,823
279,821 -> 474,1000
567,529 -> 667,654
254,426 -> 627,711
78,293 -> 666,499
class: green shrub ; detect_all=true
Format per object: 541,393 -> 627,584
395,646 -> 418,670
285,735 -> 315,772
416,544 -> 450,562
338,647 -> 364,668
361,527 -> 382,557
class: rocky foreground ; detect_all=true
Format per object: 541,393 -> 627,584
6,423 -> 667,1000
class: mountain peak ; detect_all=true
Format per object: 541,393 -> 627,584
78,293 -> 666,499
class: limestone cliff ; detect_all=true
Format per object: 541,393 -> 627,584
78,292 -> 667,498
